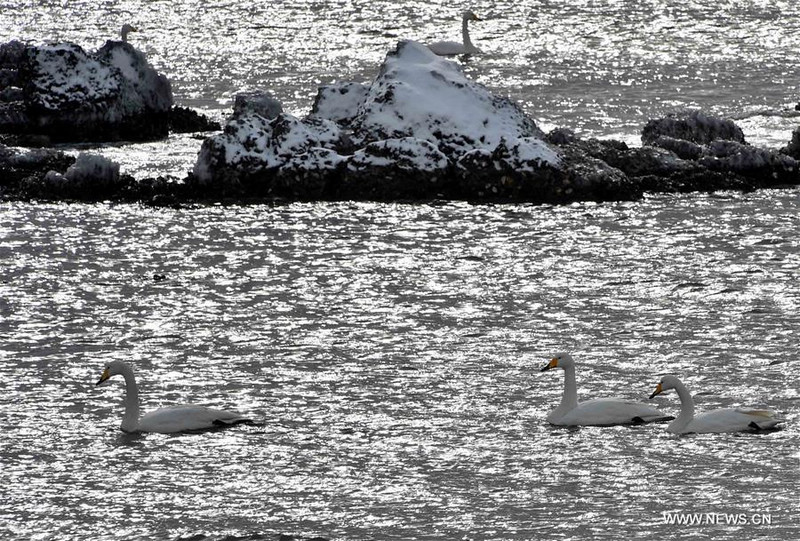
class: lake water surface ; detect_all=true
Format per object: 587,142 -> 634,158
1,193 -> 798,539
2,0 -> 800,539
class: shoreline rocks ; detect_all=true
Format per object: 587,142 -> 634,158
0,39 -> 217,145
1,39 -> 799,206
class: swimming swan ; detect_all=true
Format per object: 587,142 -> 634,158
120,24 -> 137,42
540,352 -> 672,426
649,375 -> 784,434
428,10 -> 482,56
96,360 -> 252,433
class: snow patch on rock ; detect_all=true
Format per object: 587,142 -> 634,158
311,82 -> 369,125
192,112 -> 345,185
348,137 -> 449,172
351,40 -> 545,157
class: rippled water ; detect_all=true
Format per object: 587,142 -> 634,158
1,192 -> 799,540
2,1 -> 800,539
3,1 -> 800,176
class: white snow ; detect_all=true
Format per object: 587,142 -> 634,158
348,137 -> 449,172
193,39 -> 561,185
64,153 -> 120,185
31,44 -> 120,109
311,82 -> 369,124
281,147 -> 345,172
352,40 -> 545,156
499,137 -> 562,169
193,112 -> 344,183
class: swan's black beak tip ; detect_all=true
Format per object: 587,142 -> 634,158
540,359 -> 557,372
96,368 -> 111,387
649,383 -> 663,400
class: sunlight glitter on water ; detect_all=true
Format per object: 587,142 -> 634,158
2,193 -> 799,539
3,0 -> 800,538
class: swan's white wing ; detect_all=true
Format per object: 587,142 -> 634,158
554,398 -> 670,426
138,405 -> 251,433
427,41 -> 466,56
685,408 -> 784,433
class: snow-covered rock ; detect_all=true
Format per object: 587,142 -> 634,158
189,39 -> 564,201
33,153 -> 121,197
181,41 -> 800,204
64,153 -> 120,186
347,137 -> 449,172
340,137 -> 451,199
310,82 -> 369,125
454,137 -> 631,202
641,110 -> 745,145
0,143 -> 74,191
781,126 -> 800,160
3,151 -> 125,200
95,41 -> 172,112
274,148 -> 346,199
350,40 -> 546,157
1,39 -> 173,143
492,137 -> 561,171
233,91 -> 283,120
191,112 -> 347,186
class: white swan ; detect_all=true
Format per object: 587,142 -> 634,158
540,352 -> 672,426
649,375 -> 784,434
120,24 -> 137,43
96,360 -> 252,433
427,10 -> 482,56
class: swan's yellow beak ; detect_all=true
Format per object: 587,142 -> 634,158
649,382 -> 663,399
540,358 -> 558,372
96,367 -> 111,386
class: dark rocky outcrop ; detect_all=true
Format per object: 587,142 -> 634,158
781,126 -> 800,160
168,105 -> 221,133
641,110 -> 745,146
0,39 -> 218,144
2,39 -> 800,205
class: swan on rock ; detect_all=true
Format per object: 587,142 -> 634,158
427,10 -> 482,56
540,352 -> 672,426
649,375 -> 785,434
120,24 -> 138,42
96,360 -> 252,433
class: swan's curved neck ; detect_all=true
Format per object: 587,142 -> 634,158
554,364 -> 579,416
462,18 -> 474,50
118,364 -> 141,432
668,379 -> 695,432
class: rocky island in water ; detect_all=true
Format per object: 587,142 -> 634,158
1,38 -> 799,206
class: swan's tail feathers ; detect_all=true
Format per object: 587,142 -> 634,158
748,420 -> 779,431
212,416 -> 256,428
742,409 -> 785,431
747,418 -> 785,431
632,414 -> 675,424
